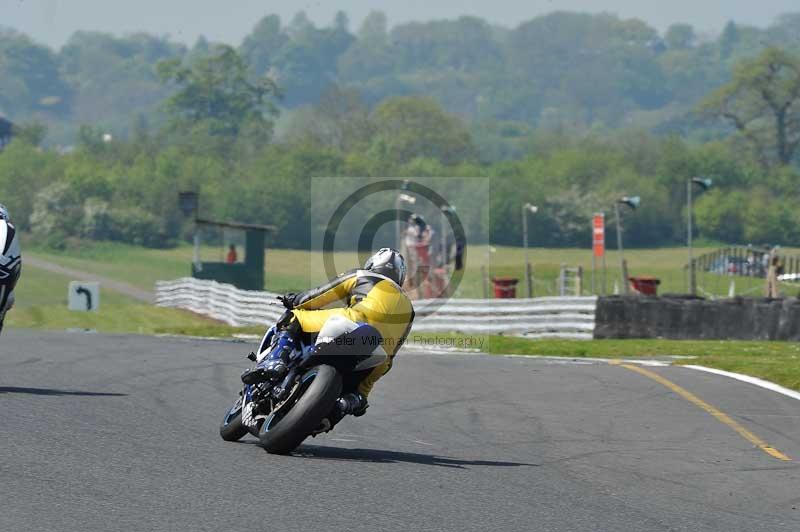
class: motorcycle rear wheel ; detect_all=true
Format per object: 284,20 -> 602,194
258,364 -> 342,455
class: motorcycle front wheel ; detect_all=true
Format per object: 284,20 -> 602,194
219,396 -> 248,442
258,364 -> 342,455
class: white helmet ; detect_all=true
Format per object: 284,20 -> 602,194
364,248 -> 406,286
0,204 -> 8,221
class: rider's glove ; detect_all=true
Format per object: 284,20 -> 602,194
278,293 -> 298,310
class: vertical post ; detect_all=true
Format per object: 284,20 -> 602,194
621,259 -> 630,295
591,215 -> 595,295
577,266 -> 583,296
528,263 -> 535,298
484,244 -> 492,299
245,229 -> 266,290
591,213 -> 601,296
441,208 -> 448,270
602,251 -> 607,295
193,229 -> 201,273
522,205 -> 533,298
395,195 -> 402,252
481,265 -> 489,299
688,180 -> 695,295
614,202 -> 628,295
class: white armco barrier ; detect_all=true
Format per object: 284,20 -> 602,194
410,297 -> 597,338
155,278 -> 285,327
155,278 -> 597,338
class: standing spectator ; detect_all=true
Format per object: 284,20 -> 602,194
765,248 -> 782,298
226,244 -> 238,264
746,247 -> 756,277
403,214 -> 432,297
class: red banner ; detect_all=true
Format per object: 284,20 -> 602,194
593,213 -> 605,257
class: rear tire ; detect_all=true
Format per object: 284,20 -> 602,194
258,365 -> 342,455
219,396 -> 248,442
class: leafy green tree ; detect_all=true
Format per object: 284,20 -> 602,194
390,17 -> 502,71
0,29 -> 70,117
240,15 -> 288,76
370,96 -> 476,165
719,21 -> 740,60
337,11 -> 394,82
700,47 -> 800,167
694,189 -> 747,243
29,182 -> 84,248
507,12 -> 668,127
358,11 -> 389,44
12,122 -> 47,146
742,188 -> 800,244
768,14 -> 800,51
0,139 -> 63,228
283,86 -> 373,151
665,24 -> 696,50
271,12 -> 354,105
157,45 -> 279,139
58,31 -> 184,140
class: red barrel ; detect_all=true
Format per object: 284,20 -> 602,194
492,277 -> 519,298
629,276 -> 660,296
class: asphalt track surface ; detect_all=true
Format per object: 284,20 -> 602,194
2,330 -> 800,532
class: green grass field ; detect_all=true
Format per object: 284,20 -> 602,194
25,238 -> 799,298
7,264 -> 221,334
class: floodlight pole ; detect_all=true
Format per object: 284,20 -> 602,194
395,180 -> 412,252
440,205 -> 454,275
688,179 -> 694,295
442,208 -> 447,270
522,203 -> 537,298
687,177 -> 711,296
614,201 -> 627,295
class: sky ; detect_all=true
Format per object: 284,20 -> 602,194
2,0 -> 798,48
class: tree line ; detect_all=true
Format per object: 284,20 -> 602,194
3,10 -> 800,151
1,12 -> 800,251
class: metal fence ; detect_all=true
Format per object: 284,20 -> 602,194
155,277 -> 597,339
695,246 -> 800,280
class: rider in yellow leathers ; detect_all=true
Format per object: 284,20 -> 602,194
242,248 -> 414,418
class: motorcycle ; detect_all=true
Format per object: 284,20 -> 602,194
219,314 -> 388,454
0,217 -> 20,336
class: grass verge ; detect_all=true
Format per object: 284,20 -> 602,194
7,264 -> 225,335
27,237 -> 799,298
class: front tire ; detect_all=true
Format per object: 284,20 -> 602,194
219,396 -> 248,442
258,365 -> 342,455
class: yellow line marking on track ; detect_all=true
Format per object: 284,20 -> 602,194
616,363 -> 791,462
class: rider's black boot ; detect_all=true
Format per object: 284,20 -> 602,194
311,392 -> 369,436
336,392 -> 369,417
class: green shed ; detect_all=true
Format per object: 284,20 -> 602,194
191,218 -> 276,291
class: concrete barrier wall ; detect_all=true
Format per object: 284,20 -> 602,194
594,296 -> 800,341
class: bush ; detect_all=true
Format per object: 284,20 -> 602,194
29,182 -> 83,249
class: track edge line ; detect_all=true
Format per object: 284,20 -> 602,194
684,365 -> 800,403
